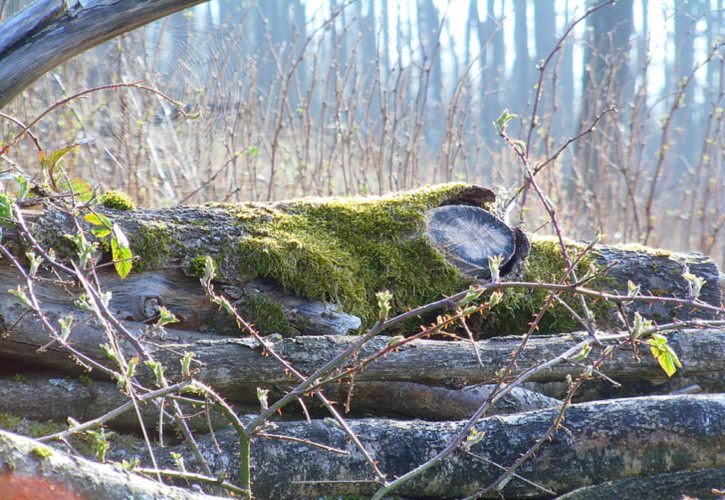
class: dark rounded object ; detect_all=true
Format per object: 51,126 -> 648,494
425,205 -> 516,280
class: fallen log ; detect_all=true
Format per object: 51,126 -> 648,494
1,279 -> 723,406
0,373 -> 560,428
152,394 -> 725,498
12,184 -> 720,337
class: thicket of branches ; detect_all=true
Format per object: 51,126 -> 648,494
0,1 -> 724,498
1,0 -> 723,266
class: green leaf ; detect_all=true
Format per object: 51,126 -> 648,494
632,312 -> 653,339
44,144 -> 80,171
25,251 -> 43,277
459,286 -> 484,306
647,334 -> 682,377
74,294 -> 93,312
494,109 -> 518,134
180,352 -> 195,378
626,280 -> 640,297
125,356 -> 139,380
56,177 -> 93,202
91,227 -> 111,239
58,313 -> 74,341
111,223 -> 133,279
682,270 -> 705,301
0,193 -> 13,225
212,295 -> 235,315
99,343 -> 117,362
488,290 -> 503,306
8,286 -> 32,308
200,255 -> 217,288
144,360 -> 167,386
84,212 -> 113,229
376,290 -> 393,322
570,343 -> 592,363
488,255 -> 504,282
156,306 -> 178,327
14,174 -> 29,201
465,428 -> 486,447
257,387 -> 269,410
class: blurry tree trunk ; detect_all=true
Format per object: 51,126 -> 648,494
672,0 -> 698,175
476,0 -> 503,149
290,0 -> 307,112
417,0 -> 443,146
573,0 -> 633,202
510,0 -> 531,116
381,0 -> 391,77
465,0 -> 477,71
534,0 -> 557,154
559,0 -> 576,138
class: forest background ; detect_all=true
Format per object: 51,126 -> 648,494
1,0 -> 723,267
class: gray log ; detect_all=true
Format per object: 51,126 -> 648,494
157,395 -> 725,498
1,279 -> 723,404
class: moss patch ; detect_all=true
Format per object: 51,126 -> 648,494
99,190 -> 136,211
209,184 -> 478,325
117,185 -> 630,335
240,289 -> 295,336
129,221 -> 173,272
475,235 -> 618,336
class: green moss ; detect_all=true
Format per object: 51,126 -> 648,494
476,235 -> 618,336
31,445 -> 53,458
186,255 -> 210,277
241,289 -> 295,336
615,243 -> 672,258
120,184 -> 625,335
0,412 -> 126,460
211,184 -> 477,325
130,222 -> 172,272
99,190 -> 136,211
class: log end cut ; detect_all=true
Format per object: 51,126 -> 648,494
425,205 -> 518,280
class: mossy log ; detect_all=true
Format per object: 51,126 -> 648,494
150,394 -> 725,498
17,184 -> 723,337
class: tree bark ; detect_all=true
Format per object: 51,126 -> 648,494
1,276 -> 723,405
0,0 -> 209,109
154,394 -> 725,498
558,466 -> 725,499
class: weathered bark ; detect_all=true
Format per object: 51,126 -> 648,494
0,374 -> 559,428
1,277 -> 723,405
325,381 -> 561,419
97,268 -> 360,336
0,373 -> 242,432
154,395 -> 725,498
558,466 -> 725,499
0,0 -> 209,109
0,430 -> 221,499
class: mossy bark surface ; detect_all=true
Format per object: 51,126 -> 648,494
28,184 -> 722,335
